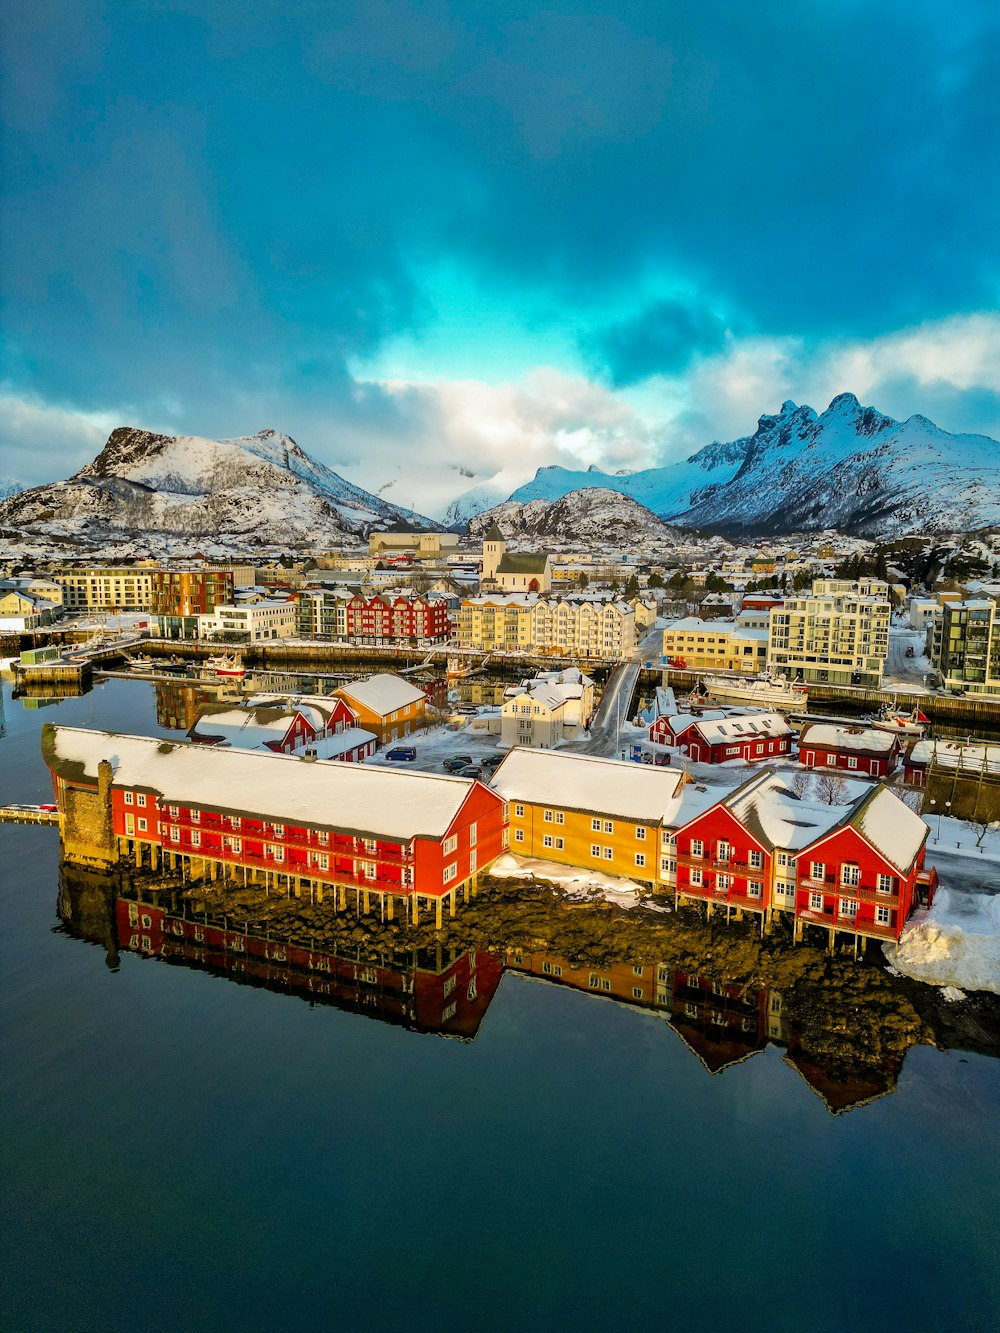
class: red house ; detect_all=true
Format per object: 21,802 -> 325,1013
673,787 -> 775,920
649,709 -> 793,764
346,593 -> 451,644
186,693 -> 375,761
794,786 -> 936,946
797,723 -> 899,778
45,726 -> 509,925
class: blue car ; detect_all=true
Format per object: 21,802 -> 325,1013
385,746 -> 417,761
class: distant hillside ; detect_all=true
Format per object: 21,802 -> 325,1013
468,488 -> 683,545
0,427 -> 432,553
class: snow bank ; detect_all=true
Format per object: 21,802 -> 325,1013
883,889 -> 1000,994
488,852 -> 668,911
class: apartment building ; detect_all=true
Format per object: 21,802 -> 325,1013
198,600 -> 297,641
152,567 -> 236,638
767,581 -> 890,687
457,593 -> 635,660
56,567 -> 154,613
926,599 -> 1000,697
661,616 -> 768,671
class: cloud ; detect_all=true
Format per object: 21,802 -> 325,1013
0,387 -> 128,486
583,298 -> 730,385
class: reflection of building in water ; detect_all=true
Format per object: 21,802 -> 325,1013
155,681 -> 211,732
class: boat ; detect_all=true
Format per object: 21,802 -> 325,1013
207,653 -> 246,678
125,654 -> 156,672
872,704 -> 928,737
699,673 -> 808,710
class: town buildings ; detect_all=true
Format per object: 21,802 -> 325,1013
457,592 -> 635,659
151,567 -> 235,638
0,587 -> 60,631
199,600 -> 297,642
187,694 -> 376,762
55,566 -> 155,613
43,724 -> 508,928
797,723 -> 900,777
649,709 -> 793,764
333,673 -> 428,743
368,530 -> 460,558
499,668 -> 596,749
767,580 -> 891,687
296,589 -> 451,644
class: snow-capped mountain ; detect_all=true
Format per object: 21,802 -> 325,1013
443,481 -> 508,530
505,396 -> 1000,537
0,478 -> 22,502
0,427 -> 431,554
468,488 -> 683,546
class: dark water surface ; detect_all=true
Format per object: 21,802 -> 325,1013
2,679 -> 999,1333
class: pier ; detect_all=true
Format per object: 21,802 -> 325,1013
0,805 -> 60,826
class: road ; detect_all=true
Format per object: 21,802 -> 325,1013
573,625 -> 663,758
883,625 -> 930,690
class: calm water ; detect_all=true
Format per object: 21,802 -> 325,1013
2,678 -> 999,1333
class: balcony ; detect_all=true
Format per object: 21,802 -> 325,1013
798,875 -> 899,906
797,908 -> 898,941
160,810 -> 413,863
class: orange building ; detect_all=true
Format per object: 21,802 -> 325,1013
333,673 -> 428,744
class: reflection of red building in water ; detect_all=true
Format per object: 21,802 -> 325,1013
116,896 -> 503,1039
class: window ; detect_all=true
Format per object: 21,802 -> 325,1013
717,840 -> 731,862
273,846 -> 284,863
690,868 -> 703,886
136,794 -> 146,808
191,829 -> 201,847
124,792 -> 134,805
169,805 -> 179,818
317,853 -> 329,870
191,809 -> 200,823
469,824 -> 477,846
810,861 -> 825,882
840,899 -> 858,918
543,834 -> 554,848
442,1001 -> 457,1022
443,835 -> 458,855
877,874 -> 895,894
717,873 -> 731,890
635,826 -> 646,840
231,838 -> 242,854
124,814 -> 135,836
875,905 -> 891,925
809,891 -> 823,910
542,961 -> 563,977
591,817 -> 601,831
443,863 -> 457,884
512,828 -> 524,844
137,818 -> 147,832
543,809 -> 554,822
841,864 -> 860,886
318,831 -> 329,845
660,858 -> 676,875
170,827 -> 180,843
748,849 -> 763,869
554,811 -> 564,824
514,804 -> 525,818
604,820 -> 614,834
632,987 -> 644,999
603,847 -> 613,860
635,853 -> 646,868
747,882 -> 762,898
588,974 -> 612,991
554,838 -> 564,850
847,756 -> 858,769
443,975 -> 456,999
591,844 -> 601,857
690,839 -> 704,858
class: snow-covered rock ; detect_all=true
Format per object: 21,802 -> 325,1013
443,481 -> 508,530
0,426 -> 432,552
467,487 -> 683,545
508,395 -> 1000,538
883,889 -> 1000,994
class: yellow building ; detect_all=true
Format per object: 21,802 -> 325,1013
333,672 -> 428,743
661,616 -> 768,671
56,567 -> 154,612
457,594 -> 635,660
491,749 -> 688,889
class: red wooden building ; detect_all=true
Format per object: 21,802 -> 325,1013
793,785 -> 936,947
346,593 -> 451,645
649,709 -> 793,764
673,791 -> 775,921
797,722 -> 900,778
45,726 -> 508,925
186,694 -> 375,761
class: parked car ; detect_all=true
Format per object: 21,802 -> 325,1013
456,765 -> 484,779
385,746 -> 417,761
480,753 -> 504,772
443,755 -> 474,773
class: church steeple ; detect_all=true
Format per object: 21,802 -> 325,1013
481,522 -> 506,585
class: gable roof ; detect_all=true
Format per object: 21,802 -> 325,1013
335,673 -> 427,716
799,723 -> 898,754
483,522 -> 505,543
491,748 -> 685,822
43,725 -> 480,842
496,552 -> 550,575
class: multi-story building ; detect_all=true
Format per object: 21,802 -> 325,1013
648,709 -> 793,764
500,668 -> 595,749
295,588 -> 452,643
0,587 -> 59,631
767,581 -> 890,687
927,599 -> 1000,697
187,694 -> 376,762
55,566 -> 154,613
333,673 -> 428,743
198,600 -> 297,642
660,616 -> 768,671
151,567 -> 235,638
44,724 -> 508,928
457,593 -> 635,660
480,524 -> 553,594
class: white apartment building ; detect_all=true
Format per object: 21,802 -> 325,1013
767,581 -> 890,687
56,567 -> 154,612
500,668 -> 596,749
457,594 -> 635,660
198,600 -> 297,642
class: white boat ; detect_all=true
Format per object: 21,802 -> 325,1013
125,654 -> 156,672
700,673 -> 808,710
872,705 -> 928,737
207,653 -> 246,678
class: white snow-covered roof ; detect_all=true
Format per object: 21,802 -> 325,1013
502,686 -> 569,713
188,704 -> 300,750
800,723 -> 897,753
906,739 -> 1000,775
491,748 -> 685,822
45,725 -> 477,841
692,711 -> 792,743
851,785 -> 928,872
298,727 -> 377,759
724,772 -> 847,851
336,673 -> 427,716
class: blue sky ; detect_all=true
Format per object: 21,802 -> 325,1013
2,0 -> 998,513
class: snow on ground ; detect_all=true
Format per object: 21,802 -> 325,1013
925,814 -> 1000,862
884,889 -> 1000,995
489,852 -> 668,910
365,718 -> 508,773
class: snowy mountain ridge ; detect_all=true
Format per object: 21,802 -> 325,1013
0,426 -> 432,554
500,395 -> 1000,537
467,488 -> 684,546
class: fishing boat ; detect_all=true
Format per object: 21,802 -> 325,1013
700,673 -> 808,710
207,653 -> 246,678
125,654 -> 156,672
872,704 -> 928,737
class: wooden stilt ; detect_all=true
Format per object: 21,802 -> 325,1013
435,896 -> 443,930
